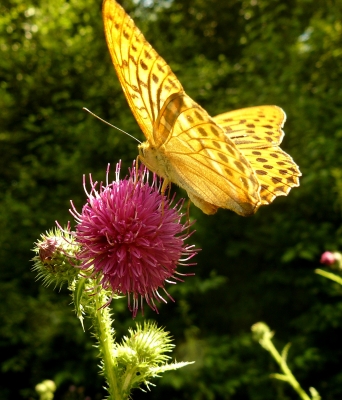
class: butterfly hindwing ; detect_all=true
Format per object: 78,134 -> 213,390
155,93 -> 261,215
213,106 -> 301,205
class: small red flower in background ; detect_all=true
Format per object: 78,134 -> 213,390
320,251 -> 342,268
70,162 -> 197,317
320,251 -> 336,266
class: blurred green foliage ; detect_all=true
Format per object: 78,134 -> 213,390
1,0 -> 342,399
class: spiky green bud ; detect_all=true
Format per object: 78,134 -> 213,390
114,321 -> 193,394
32,228 -> 80,288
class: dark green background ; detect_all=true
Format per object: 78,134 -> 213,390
1,0 -> 342,399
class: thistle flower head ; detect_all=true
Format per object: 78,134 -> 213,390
70,162 -> 197,317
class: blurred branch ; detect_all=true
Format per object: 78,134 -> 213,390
315,268 -> 342,285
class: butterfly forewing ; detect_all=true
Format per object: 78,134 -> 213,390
214,105 -> 285,146
103,0 -> 183,145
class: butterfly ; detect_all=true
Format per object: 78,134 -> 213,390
102,0 -> 301,216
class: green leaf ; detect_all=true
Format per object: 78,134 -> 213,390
73,277 -> 87,330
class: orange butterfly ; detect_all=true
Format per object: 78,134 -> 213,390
102,0 -> 301,215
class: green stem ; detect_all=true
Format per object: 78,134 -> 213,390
94,289 -> 123,400
263,338 -> 311,400
121,367 -> 137,396
315,268 -> 342,285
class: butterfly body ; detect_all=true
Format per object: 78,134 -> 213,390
139,139 -> 259,216
138,92 -> 261,216
103,0 -> 301,215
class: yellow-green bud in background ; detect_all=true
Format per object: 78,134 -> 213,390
35,380 -> 56,400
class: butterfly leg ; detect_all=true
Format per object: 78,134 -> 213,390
185,199 -> 191,234
160,179 -> 171,215
134,155 -> 141,184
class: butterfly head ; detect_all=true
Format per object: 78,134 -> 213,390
138,142 -> 170,181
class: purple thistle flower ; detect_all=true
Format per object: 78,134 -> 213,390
70,161 -> 197,317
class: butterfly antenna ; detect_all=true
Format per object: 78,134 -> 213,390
83,107 -> 141,144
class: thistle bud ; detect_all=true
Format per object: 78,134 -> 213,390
32,228 -> 80,287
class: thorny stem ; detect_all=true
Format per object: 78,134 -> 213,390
94,286 -> 124,400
